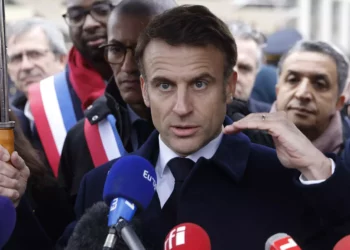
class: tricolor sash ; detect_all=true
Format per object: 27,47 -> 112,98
84,114 -> 126,167
28,71 -> 78,177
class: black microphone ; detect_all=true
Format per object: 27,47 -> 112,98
65,202 -> 147,250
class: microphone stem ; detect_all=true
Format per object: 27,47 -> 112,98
120,224 -> 146,250
116,219 -> 146,250
103,227 -> 118,250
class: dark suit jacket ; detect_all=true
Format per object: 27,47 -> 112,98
61,130 -> 350,250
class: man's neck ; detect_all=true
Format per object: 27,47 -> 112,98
301,121 -> 331,141
130,104 -> 150,120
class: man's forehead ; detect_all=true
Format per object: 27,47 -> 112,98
282,51 -> 337,74
144,40 -> 223,80
107,13 -> 150,37
8,27 -> 50,53
236,39 -> 259,63
65,0 -> 111,8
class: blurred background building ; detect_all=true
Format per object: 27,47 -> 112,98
3,0 -> 350,53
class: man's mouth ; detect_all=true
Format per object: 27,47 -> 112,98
120,80 -> 140,88
170,125 -> 200,137
87,38 -> 106,47
288,107 -> 316,114
21,77 -> 42,85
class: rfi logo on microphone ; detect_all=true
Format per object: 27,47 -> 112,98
164,226 -> 186,250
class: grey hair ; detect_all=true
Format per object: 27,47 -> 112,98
226,21 -> 265,70
7,17 -> 67,57
277,40 -> 349,95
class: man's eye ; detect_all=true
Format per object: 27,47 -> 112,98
68,11 -> 85,21
239,65 -> 251,73
286,75 -> 298,83
159,83 -> 172,91
315,80 -> 327,89
93,4 -> 112,16
193,81 -> 207,90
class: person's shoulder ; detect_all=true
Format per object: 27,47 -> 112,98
83,158 -> 117,184
11,106 -> 26,121
65,118 -> 86,141
247,140 -> 281,167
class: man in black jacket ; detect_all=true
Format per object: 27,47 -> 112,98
58,0 -> 177,205
61,5 -> 350,250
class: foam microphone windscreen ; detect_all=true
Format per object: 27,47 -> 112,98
65,202 -> 146,250
103,155 -> 157,211
265,233 -> 301,250
333,235 -> 350,250
0,196 -> 16,248
164,223 -> 211,250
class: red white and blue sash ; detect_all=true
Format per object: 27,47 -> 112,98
28,71 -> 77,177
84,114 -> 126,167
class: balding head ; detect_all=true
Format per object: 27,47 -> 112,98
113,0 -> 177,17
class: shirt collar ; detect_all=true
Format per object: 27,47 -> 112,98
157,132 -> 223,177
24,101 -> 34,122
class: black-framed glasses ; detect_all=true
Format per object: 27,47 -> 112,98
227,21 -> 267,46
62,2 -> 113,27
99,42 -> 135,64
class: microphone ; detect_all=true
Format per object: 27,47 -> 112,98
65,202 -> 146,250
164,223 -> 211,250
0,196 -> 16,248
265,233 -> 301,250
333,235 -> 350,250
103,155 -> 157,250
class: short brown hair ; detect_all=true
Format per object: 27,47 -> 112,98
135,5 -> 237,80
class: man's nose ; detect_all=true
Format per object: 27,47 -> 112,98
295,78 -> 312,100
121,50 -> 138,73
173,87 -> 193,116
19,55 -> 34,71
82,14 -> 101,32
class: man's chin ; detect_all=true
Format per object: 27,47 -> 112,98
79,47 -> 105,63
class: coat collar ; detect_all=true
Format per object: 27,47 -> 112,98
135,116 -> 251,182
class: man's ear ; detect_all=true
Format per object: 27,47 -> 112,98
140,75 -> 150,107
225,71 -> 237,104
275,83 -> 280,96
59,54 -> 68,65
336,94 -> 346,111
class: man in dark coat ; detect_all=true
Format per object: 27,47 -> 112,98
57,0 -> 177,206
61,5 -> 350,250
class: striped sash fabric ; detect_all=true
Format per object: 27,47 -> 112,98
84,114 -> 126,167
28,71 -> 77,176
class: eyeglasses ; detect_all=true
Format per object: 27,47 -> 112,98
62,2 -> 113,27
99,42 -> 135,64
227,21 -> 267,46
8,49 -> 50,65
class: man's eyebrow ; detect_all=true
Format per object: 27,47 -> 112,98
287,70 -> 330,79
150,73 -> 216,85
67,6 -> 84,11
108,39 -> 121,44
188,73 -> 216,82
286,70 -> 299,75
150,76 -> 175,85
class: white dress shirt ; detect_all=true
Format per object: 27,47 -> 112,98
24,101 -> 35,131
155,133 -> 335,208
